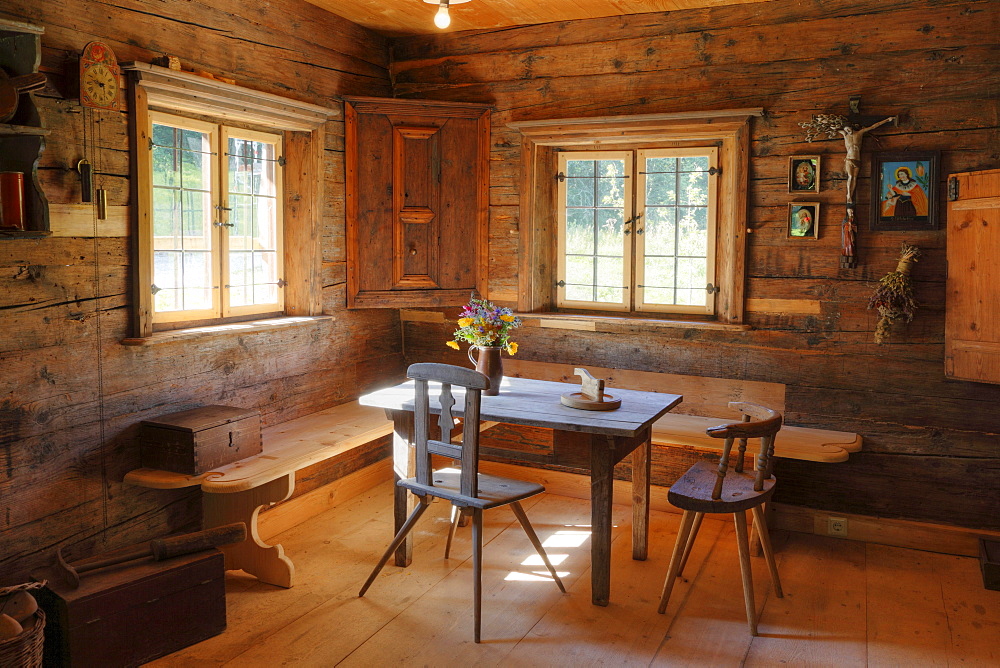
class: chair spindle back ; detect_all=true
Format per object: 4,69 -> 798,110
408,363 -> 490,499
706,402 -> 782,500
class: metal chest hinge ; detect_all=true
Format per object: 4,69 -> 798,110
947,176 -> 959,201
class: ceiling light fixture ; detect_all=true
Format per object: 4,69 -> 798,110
422,0 -> 470,30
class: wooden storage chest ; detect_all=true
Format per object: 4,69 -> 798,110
34,549 -> 226,667
139,405 -> 261,475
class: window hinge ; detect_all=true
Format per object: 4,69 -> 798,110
708,166 -> 722,176
556,279 -> 566,287
947,176 -> 959,201
706,283 -> 720,295
556,172 -> 565,182
147,137 -> 154,151
277,278 -> 288,288
150,283 -> 161,295
278,156 -> 286,167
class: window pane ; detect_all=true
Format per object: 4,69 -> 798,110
566,284 -> 593,302
644,206 -> 675,256
566,177 -> 594,207
645,173 -> 677,206
645,157 -> 676,174
676,257 -> 707,306
565,255 -> 594,287
679,168 -> 709,206
643,256 -> 676,292
152,146 -> 179,187
229,194 -> 254,250
677,206 -> 708,256
154,251 -> 181,289
152,189 -> 180,247
182,190 -> 212,249
183,251 -> 213,310
596,209 -> 624,256
566,159 -> 594,177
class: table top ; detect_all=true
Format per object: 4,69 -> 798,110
360,376 -> 682,437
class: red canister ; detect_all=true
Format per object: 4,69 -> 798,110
0,172 -> 25,230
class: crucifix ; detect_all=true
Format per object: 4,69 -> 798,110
800,97 -> 898,268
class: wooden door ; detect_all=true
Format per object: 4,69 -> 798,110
945,168 -> 1000,384
344,96 -> 490,308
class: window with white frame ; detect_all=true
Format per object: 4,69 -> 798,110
557,147 -> 718,314
149,111 -> 284,323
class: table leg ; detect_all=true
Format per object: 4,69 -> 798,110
632,437 -> 651,561
203,473 -> 295,588
391,411 -> 416,567
590,434 -> 615,607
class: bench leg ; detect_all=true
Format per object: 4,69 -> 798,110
203,472 -> 296,588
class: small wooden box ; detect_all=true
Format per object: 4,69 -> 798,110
140,405 -> 261,475
34,549 -> 226,667
980,537 -> 1000,591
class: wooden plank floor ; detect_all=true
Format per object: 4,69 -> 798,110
150,482 -> 1000,667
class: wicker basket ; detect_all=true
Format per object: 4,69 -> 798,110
0,583 -> 46,668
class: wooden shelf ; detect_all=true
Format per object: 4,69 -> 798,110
0,124 -> 49,137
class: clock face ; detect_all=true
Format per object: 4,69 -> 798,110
80,42 -> 120,110
83,63 -> 119,108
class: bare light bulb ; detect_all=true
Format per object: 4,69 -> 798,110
434,3 -> 450,29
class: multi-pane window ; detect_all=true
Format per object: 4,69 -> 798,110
557,147 -> 718,314
149,112 -> 283,323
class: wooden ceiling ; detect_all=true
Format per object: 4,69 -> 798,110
306,0 -> 772,36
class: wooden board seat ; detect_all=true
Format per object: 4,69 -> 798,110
401,467 -> 545,510
124,401 -> 393,588
651,413 -> 862,463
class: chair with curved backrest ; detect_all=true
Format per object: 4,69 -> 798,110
359,362 -> 565,643
656,402 -> 784,636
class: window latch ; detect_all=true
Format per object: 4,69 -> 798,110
706,283 -> 720,295
213,221 -> 235,228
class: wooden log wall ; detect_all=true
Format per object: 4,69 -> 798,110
392,0 -> 1000,531
0,0 -> 399,581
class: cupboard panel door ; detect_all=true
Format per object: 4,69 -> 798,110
946,168 -> 1000,384
345,96 -> 489,308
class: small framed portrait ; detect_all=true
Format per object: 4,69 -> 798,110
788,155 -> 820,193
788,202 -> 820,239
870,151 -> 939,231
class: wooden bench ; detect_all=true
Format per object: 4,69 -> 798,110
125,401 -> 393,588
504,360 -> 862,463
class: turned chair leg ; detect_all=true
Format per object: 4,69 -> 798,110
510,501 -> 566,593
472,507 -> 484,643
751,505 -> 783,598
360,496 -> 431,596
677,511 -> 704,577
733,510 -> 758,636
658,510 -> 697,614
445,504 -> 463,559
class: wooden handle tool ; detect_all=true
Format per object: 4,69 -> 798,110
54,522 -> 247,588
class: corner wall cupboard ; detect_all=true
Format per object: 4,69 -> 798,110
945,168 -> 1000,384
344,96 -> 489,308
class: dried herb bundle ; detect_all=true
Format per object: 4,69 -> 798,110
868,243 -> 921,344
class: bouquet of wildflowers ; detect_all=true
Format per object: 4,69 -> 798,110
446,295 -> 521,355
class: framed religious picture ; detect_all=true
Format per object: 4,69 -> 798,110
788,202 -> 820,239
788,155 -> 820,193
870,151 -> 939,231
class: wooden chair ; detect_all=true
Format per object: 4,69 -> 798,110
656,402 -> 784,636
359,363 -> 565,642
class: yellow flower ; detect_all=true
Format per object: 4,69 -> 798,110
500,314 -> 515,322
506,341 -> 518,355
446,340 -> 460,350
457,318 -> 474,327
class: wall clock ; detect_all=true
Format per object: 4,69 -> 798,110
80,41 -> 120,110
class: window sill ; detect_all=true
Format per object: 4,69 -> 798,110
120,315 -> 335,346
515,312 -> 751,333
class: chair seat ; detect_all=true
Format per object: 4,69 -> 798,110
667,459 -> 775,513
399,467 -> 545,510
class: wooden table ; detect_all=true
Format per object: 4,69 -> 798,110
360,376 -> 682,606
